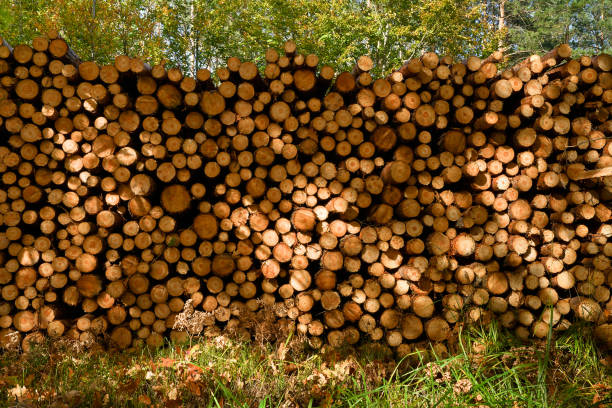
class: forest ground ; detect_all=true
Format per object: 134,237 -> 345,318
0,321 -> 611,407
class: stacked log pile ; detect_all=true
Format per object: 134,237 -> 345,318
0,31 -> 611,353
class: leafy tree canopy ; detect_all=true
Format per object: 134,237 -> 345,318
0,0 -> 609,76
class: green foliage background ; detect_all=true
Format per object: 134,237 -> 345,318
0,0 -> 609,76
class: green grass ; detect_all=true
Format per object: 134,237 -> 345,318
0,322 -> 610,407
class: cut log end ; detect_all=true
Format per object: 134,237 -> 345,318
161,185 -> 192,213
